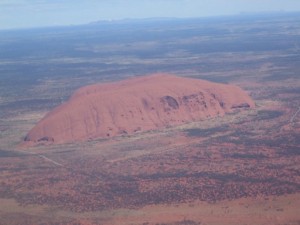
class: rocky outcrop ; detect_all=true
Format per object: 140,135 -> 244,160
24,73 -> 255,144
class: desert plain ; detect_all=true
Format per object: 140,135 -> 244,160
0,13 -> 299,225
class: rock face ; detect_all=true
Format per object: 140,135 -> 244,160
24,74 -> 255,144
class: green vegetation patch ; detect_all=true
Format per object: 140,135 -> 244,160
256,110 -> 284,120
278,146 -> 300,156
185,125 -> 228,137
228,153 -> 267,159
0,149 -> 27,158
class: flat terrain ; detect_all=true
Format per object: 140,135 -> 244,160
0,13 -> 299,225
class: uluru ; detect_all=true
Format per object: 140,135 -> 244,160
24,73 -> 255,144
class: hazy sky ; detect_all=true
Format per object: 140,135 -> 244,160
1,0 -> 300,30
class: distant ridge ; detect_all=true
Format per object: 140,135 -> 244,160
88,17 -> 180,25
87,11 -> 300,26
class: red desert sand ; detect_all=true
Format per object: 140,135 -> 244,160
24,73 -> 255,144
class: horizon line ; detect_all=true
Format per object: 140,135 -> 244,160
1,10 -> 299,32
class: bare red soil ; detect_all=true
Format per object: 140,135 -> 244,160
23,73 -> 254,144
